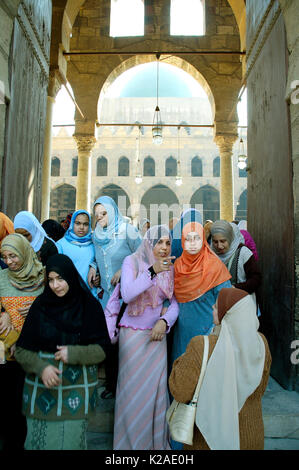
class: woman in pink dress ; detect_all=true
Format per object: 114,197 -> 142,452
113,225 -> 179,450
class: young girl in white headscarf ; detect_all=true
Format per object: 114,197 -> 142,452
113,225 -> 179,450
14,211 -> 57,266
169,287 -> 272,450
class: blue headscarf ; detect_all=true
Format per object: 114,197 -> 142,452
171,208 -> 203,259
92,196 -> 125,247
64,210 -> 93,246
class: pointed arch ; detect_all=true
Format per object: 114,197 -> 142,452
50,183 -> 76,221
191,156 -> 203,177
97,156 -> 108,176
143,156 -> 155,177
190,185 -> 220,222
51,156 -> 61,177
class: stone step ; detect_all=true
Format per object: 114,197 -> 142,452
87,377 -> 299,450
262,377 -> 299,448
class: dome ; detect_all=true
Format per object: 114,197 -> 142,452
105,62 -> 207,99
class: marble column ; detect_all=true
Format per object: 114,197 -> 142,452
214,134 -> 237,221
41,71 -> 63,222
73,134 -> 96,211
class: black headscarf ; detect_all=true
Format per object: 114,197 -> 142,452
42,219 -> 66,242
17,254 -> 111,354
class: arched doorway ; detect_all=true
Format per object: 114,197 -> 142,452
140,184 -> 180,225
235,189 -> 247,221
190,185 -> 220,222
95,184 -> 131,217
50,184 -> 76,222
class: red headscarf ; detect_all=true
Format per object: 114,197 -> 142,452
174,222 -> 231,303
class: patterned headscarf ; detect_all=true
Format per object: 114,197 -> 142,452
64,210 -> 93,246
1,233 -> 45,291
126,225 -> 174,316
92,196 -> 125,247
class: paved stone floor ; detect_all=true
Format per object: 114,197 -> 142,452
87,376 -> 299,451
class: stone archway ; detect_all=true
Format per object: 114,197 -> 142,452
140,184 -> 180,226
98,54 -> 216,121
235,189 -> 247,221
95,184 -> 131,218
190,185 -> 220,223
50,183 -> 76,221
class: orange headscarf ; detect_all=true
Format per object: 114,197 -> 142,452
0,212 -> 14,242
174,222 -> 231,303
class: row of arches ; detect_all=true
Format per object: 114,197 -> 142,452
50,183 -> 247,223
51,156 -> 247,178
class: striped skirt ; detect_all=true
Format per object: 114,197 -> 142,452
113,327 -> 171,450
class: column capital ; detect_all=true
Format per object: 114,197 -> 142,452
73,134 -> 97,153
48,69 -> 65,99
214,133 -> 238,153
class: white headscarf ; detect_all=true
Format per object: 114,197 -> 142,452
211,220 -> 245,265
92,196 -> 125,247
238,220 -> 247,231
195,293 -> 265,450
14,211 -> 56,252
126,225 -> 174,316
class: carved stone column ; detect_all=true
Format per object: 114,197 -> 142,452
73,134 -> 96,211
214,134 -> 238,221
41,70 -> 64,222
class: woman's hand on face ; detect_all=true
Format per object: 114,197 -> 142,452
150,319 -> 167,342
88,267 -> 97,288
41,365 -> 62,388
111,269 -> 121,286
0,312 -> 13,335
17,300 -> 33,318
153,256 -> 176,274
54,346 -> 68,364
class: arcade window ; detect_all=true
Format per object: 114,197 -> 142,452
110,0 -> 144,37
170,0 -> 205,36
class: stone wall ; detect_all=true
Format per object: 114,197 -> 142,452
0,1 -> 20,206
246,0 -> 297,390
0,0 -> 51,219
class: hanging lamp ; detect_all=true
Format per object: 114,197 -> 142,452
175,126 -> 183,186
237,136 -> 247,170
152,54 -> 163,145
135,126 -> 143,184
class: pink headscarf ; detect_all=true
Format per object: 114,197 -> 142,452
126,225 -> 174,316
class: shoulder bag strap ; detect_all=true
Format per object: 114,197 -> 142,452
191,335 -> 209,405
227,246 -> 242,284
116,279 -> 127,327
